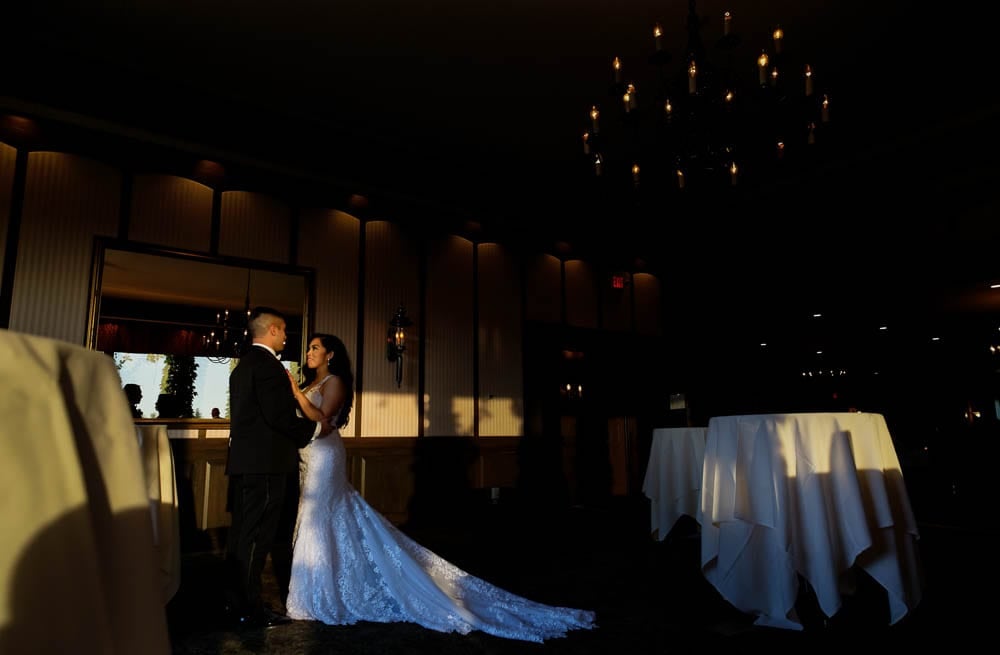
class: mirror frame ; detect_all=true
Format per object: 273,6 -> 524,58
87,236 -> 315,364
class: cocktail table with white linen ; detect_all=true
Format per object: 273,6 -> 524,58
642,426 -> 707,540
700,412 -> 922,630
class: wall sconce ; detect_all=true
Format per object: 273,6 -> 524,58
386,305 -> 413,387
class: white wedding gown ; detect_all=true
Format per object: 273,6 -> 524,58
285,384 -> 597,642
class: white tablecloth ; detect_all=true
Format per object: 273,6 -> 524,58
136,425 -> 181,603
642,427 -> 707,539
700,412 -> 922,630
0,330 -> 170,654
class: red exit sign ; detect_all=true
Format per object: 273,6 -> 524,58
610,273 -> 631,289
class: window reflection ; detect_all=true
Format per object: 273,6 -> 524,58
91,242 -> 312,420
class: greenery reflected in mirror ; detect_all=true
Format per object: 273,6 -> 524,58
89,240 -> 312,419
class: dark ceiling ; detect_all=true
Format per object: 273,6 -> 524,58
2,1 -> 999,334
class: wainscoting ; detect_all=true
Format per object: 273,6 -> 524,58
165,423 -> 582,554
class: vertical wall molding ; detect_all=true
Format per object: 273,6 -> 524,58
477,244 -> 524,437
632,273 -> 662,337
9,152 -> 120,342
564,260 -> 599,329
0,149 -> 27,329
130,174 -> 212,252
417,236 -> 427,437
288,206 -> 299,265
360,221 -> 421,437
354,219 -> 367,436
209,188 -> 221,255
297,208 -> 362,437
524,253 -> 562,324
218,190 -> 290,263
519,252 -> 528,433
117,171 -> 133,241
424,236 -> 474,437
630,269 -> 637,333
472,242 -> 480,438
595,264 -> 605,329
560,258 -> 567,325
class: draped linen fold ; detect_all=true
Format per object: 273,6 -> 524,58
0,329 -> 170,655
642,426 -> 707,539
700,412 -> 922,630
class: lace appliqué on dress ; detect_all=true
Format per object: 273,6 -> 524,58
285,385 -> 597,642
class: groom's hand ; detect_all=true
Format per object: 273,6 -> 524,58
317,420 -> 335,438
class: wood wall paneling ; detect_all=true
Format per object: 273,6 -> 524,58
0,138 -> 616,551
9,152 -> 120,342
218,191 -> 291,264
353,446 -> 416,524
0,142 -> 17,278
477,243 -> 524,437
633,272 -> 662,336
129,174 -> 212,252
564,259 -> 599,329
360,221 -> 420,437
168,433 -> 531,546
297,208 -> 360,346
560,436 -> 579,499
607,416 -> 640,496
170,437 -> 230,551
475,438 -> 520,488
524,253 -> 562,324
601,273 -> 633,332
424,235 -> 474,436
297,209 -> 361,435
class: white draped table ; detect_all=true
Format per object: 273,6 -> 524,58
700,412 -> 923,630
0,330 -> 170,654
136,424 -> 181,603
642,427 -> 707,540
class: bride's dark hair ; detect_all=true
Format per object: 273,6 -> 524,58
301,332 -> 355,428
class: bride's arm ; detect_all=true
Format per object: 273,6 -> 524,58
316,377 -> 347,425
287,371 -> 326,422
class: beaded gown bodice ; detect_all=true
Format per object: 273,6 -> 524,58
284,382 -> 596,642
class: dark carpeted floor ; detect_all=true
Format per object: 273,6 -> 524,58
167,496 -> 987,654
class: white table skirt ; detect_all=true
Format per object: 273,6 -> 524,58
0,330 -> 170,654
136,425 -> 181,603
700,412 -> 922,630
642,427 -> 707,539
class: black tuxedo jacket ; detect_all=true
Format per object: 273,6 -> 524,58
227,344 -> 316,475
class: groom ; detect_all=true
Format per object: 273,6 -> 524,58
225,306 -> 331,628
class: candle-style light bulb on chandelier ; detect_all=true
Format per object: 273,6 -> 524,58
204,268 -> 252,363
580,0 -> 834,200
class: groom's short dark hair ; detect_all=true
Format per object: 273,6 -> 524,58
249,306 -> 286,337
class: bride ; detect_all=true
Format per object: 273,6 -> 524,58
284,333 -> 596,642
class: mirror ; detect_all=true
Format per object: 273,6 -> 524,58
88,240 -> 313,419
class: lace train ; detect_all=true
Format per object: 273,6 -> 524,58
285,430 -> 596,642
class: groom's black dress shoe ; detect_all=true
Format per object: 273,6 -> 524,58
261,610 -> 293,627
236,608 -> 292,629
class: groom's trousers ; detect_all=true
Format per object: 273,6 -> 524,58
225,472 -> 288,614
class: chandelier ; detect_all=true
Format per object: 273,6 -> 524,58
202,268 -> 252,363
580,0 -> 833,202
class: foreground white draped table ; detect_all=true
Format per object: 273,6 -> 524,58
0,330 -> 170,654
642,427 -> 707,540
136,424 -> 181,603
700,412 -> 922,630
